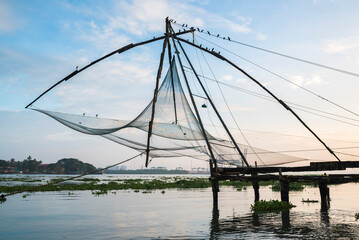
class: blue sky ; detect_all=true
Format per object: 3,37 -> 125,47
1,0 -> 359,169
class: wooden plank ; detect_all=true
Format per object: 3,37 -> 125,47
217,161 -> 359,174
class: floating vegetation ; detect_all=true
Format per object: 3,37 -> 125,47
75,178 -> 100,182
0,195 -> 7,204
161,190 -> 165,194
134,189 -> 140,193
251,200 -> 295,213
22,193 -> 31,198
68,192 -> 74,195
271,182 -> 305,191
92,189 -> 108,196
355,213 -> 359,221
301,198 -> 318,203
142,190 -> 152,194
0,177 -> 307,196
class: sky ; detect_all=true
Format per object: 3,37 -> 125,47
1,0 -> 359,169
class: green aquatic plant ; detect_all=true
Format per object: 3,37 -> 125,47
301,198 -> 318,203
251,200 -> 295,213
0,195 -> 7,204
271,182 -> 305,191
22,193 -> 31,198
161,190 -> 165,194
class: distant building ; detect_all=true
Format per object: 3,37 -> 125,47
107,166 -> 119,171
119,165 -> 127,170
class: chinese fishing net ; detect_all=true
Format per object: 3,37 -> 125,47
31,58 -> 307,167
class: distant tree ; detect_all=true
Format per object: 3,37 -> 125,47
0,160 -> 9,167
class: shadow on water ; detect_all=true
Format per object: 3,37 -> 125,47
209,205 -> 359,239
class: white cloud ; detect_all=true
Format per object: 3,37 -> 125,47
256,33 -> 267,41
222,75 -> 233,82
105,0 -> 250,36
287,74 -> 324,88
321,36 -> 359,54
0,2 -> 18,33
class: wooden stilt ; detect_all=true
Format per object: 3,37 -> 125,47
211,177 -> 219,207
280,178 -> 289,202
319,181 -> 329,210
251,173 -> 260,202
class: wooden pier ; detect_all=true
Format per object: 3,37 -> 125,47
210,161 -> 359,209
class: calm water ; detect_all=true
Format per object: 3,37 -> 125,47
1,174 -> 359,239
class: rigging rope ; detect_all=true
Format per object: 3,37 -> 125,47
0,152 -> 143,200
194,36 -> 266,166
194,34 -> 359,118
172,21 -> 359,78
183,69 -> 359,127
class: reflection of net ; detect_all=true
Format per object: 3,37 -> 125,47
33,59 -> 306,167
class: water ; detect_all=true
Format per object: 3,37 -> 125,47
1,175 -> 358,239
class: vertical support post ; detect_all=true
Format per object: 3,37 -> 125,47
252,172 -> 260,202
319,181 -> 329,210
211,176 -> 219,208
280,177 -> 289,202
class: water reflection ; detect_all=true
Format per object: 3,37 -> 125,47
209,205 -> 358,239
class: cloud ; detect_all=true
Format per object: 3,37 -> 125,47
72,21 -> 132,52
104,0 -> 251,36
0,1 -> 18,33
321,36 -> 359,54
287,74 -> 324,88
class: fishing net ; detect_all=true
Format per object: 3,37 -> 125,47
32,58 -> 307,167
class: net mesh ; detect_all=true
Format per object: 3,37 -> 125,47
32,58 -> 307,167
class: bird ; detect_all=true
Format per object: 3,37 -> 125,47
218,51 -> 221,55
185,24 -> 188,27
174,21 -> 176,23
207,31 -> 210,35
197,28 -> 200,31
83,113 -> 85,116
199,44 -> 202,47
96,114 -> 98,117
217,34 -> 220,37
201,29 -> 203,32
228,37 -> 231,41
211,48 -> 214,51
79,122 -> 81,124
182,24 -> 185,27
178,29 -> 181,32
76,66 -> 78,71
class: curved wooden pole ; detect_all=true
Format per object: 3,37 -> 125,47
145,36 -> 168,167
177,37 -> 342,162
25,30 -> 194,109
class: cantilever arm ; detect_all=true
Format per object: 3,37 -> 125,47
177,37 -> 342,162
25,30 -> 194,109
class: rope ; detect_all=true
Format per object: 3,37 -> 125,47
194,36 -> 266,167
194,34 -> 359,118
0,152 -> 143,200
183,69 -> 359,127
172,21 -> 359,78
